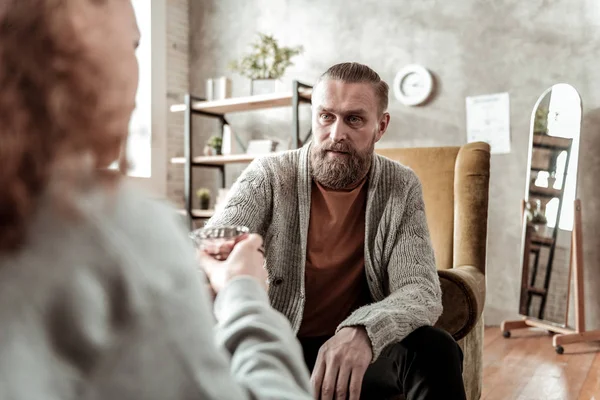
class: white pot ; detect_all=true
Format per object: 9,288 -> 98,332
251,79 -> 282,95
206,77 -> 232,100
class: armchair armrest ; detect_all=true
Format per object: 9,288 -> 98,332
434,265 -> 485,341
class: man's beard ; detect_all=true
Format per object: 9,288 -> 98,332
310,138 -> 375,190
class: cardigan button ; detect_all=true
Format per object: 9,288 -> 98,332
273,277 -> 284,286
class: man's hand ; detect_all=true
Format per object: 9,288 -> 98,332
311,326 -> 373,400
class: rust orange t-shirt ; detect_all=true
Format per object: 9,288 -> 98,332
297,177 -> 372,338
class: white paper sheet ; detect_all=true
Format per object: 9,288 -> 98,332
465,92 -> 511,154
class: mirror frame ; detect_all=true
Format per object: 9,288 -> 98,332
518,84 -> 583,322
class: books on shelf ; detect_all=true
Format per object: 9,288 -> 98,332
246,139 -> 279,154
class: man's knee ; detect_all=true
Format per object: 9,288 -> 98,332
361,327 -> 464,398
403,326 -> 463,365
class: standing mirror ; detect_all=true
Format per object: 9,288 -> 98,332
519,84 -> 582,325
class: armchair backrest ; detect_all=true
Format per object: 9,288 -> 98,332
376,142 -> 490,274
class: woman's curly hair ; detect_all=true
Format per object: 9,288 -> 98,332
0,0 -> 124,252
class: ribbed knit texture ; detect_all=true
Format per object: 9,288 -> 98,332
207,143 -> 443,360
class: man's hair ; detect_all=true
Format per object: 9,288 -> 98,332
315,62 -> 389,114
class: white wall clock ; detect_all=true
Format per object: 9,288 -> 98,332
393,64 -> 434,106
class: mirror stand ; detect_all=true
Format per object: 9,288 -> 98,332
501,199 -> 600,354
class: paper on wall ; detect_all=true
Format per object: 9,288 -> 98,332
465,92 -> 511,154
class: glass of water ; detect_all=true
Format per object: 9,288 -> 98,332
189,225 -> 250,260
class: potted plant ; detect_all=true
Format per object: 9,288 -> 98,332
228,33 -> 303,95
206,135 -> 223,156
196,188 -> 211,210
533,106 -> 549,135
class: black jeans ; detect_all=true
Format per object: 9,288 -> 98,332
299,326 -> 466,400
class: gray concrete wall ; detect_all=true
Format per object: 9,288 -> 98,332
186,0 -> 600,327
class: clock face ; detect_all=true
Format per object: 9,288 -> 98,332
393,65 -> 434,106
401,72 -> 425,98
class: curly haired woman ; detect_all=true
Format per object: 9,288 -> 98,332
0,1 -> 311,399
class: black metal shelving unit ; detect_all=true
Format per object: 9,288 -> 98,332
173,80 -> 313,229
526,134 -> 573,320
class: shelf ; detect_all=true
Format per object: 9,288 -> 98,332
174,82 -> 309,230
533,134 -> 571,151
170,89 -> 312,115
171,154 -> 257,165
171,152 -> 283,166
530,186 -> 562,199
530,150 -> 553,172
531,234 -> 554,246
527,286 -> 547,296
530,244 -> 541,252
177,209 -> 215,218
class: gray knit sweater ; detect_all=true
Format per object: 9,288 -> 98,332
207,143 -> 443,360
0,181 -> 312,400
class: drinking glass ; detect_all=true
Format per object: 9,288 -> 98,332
189,225 -> 249,260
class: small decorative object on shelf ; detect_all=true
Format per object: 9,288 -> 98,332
196,188 -> 211,210
527,199 -> 549,235
206,135 -> 223,156
246,139 -> 279,155
548,151 -> 560,187
530,170 -> 539,187
174,80 -> 312,229
228,33 -> 303,95
221,125 -> 231,155
206,77 -> 232,101
547,171 -> 557,189
251,79 -> 280,96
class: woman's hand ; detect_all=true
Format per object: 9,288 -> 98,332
199,234 -> 267,294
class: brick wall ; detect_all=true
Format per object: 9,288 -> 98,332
166,0 -> 189,207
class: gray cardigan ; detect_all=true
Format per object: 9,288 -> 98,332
0,182 -> 312,399
207,144 -> 443,360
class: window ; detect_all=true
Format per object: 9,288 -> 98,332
109,0 -> 167,197
128,0 -> 152,177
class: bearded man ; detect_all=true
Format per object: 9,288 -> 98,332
206,62 -> 466,400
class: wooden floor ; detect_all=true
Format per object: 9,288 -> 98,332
483,327 -> 600,399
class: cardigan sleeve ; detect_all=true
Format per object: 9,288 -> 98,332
205,158 -> 272,237
79,194 -> 312,400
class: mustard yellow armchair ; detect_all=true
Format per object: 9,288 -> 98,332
376,142 -> 490,400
